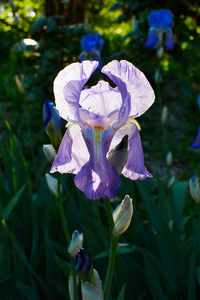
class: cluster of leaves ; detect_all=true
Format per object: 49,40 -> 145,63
1,0 -> 200,299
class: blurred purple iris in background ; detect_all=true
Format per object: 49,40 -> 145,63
43,99 -> 62,149
50,60 -> 155,200
191,125 -> 200,149
144,9 -> 175,50
79,33 -> 104,70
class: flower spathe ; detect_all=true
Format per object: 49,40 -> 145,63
144,9 -> 175,50
51,60 -> 155,200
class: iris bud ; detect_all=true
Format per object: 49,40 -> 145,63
68,274 -> 79,300
81,269 -> 103,300
107,135 -> 128,175
112,195 -> 133,237
43,100 -> 62,150
189,174 -> 200,203
167,170 -> 175,188
166,151 -> 172,167
75,248 -> 93,282
43,144 -> 56,161
161,106 -> 168,124
45,173 -> 62,197
68,230 -> 84,257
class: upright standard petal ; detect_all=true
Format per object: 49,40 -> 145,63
80,81 -> 122,117
54,60 -> 98,123
148,9 -> 174,30
102,60 -> 155,118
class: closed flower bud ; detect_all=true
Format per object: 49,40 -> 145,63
43,144 -> 56,161
68,274 -> 79,300
45,173 -> 62,197
112,195 -> 133,237
167,170 -> 175,188
189,174 -> 200,203
166,151 -> 172,167
68,230 -> 83,257
161,106 -> 168,124
156,46 -> 164,58
43,100 -> 62,150
154,69 -> 162,84
75,248 -> 93,282
81,269 -> 103,300
107,135 -> 128,175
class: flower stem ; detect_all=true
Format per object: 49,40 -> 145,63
56,173 -> 77,300
103,198 -> 119,300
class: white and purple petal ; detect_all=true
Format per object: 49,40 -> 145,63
80,81 -> 122,117
74,127 -> 121,199
54,60 -> 98,125
122,123 -> 152,180
51,124 -> 89,174
102,60 -> 155,119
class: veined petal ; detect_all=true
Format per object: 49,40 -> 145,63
121,123 -> 152,180
102,60 -> 155,119
80,81 -> 122,117
74,127 -> 121,199
54,60 -> 99,125
51,124 -> 89,174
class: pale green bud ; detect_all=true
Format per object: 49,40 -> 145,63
189,174 -> 200,203
68,274 -> 79,300
43,144 -> 56,162
45,173 -> 62,197
161,106 -> 168,124
166,151 -> 172,167
68,230 -> 83,257
154,69 -> 162,84
156,46 -> 164,58
112,195 -> 133,237
81,269 -> 103,300
167,170 -> 175,188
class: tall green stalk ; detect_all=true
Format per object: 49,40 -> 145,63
103,198 -> 119,300
56,173 -> 77,300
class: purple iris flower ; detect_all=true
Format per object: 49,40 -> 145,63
144,9 -> 175,50
81,33 -> 104,53
50,60 -> 155,200
43,99 -> 62,149
79,33 -> 104,70
75,248 -> 92,281
191,125 -> 200,149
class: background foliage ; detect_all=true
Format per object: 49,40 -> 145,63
0,0 -> 200,299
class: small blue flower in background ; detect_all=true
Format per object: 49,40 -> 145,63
81,33 -> 104,53
191,125 -> 200,149
191,94 -> 200,149
79,33 -> 104,70
43,99 -> 62,149
144,9 -> 175,51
